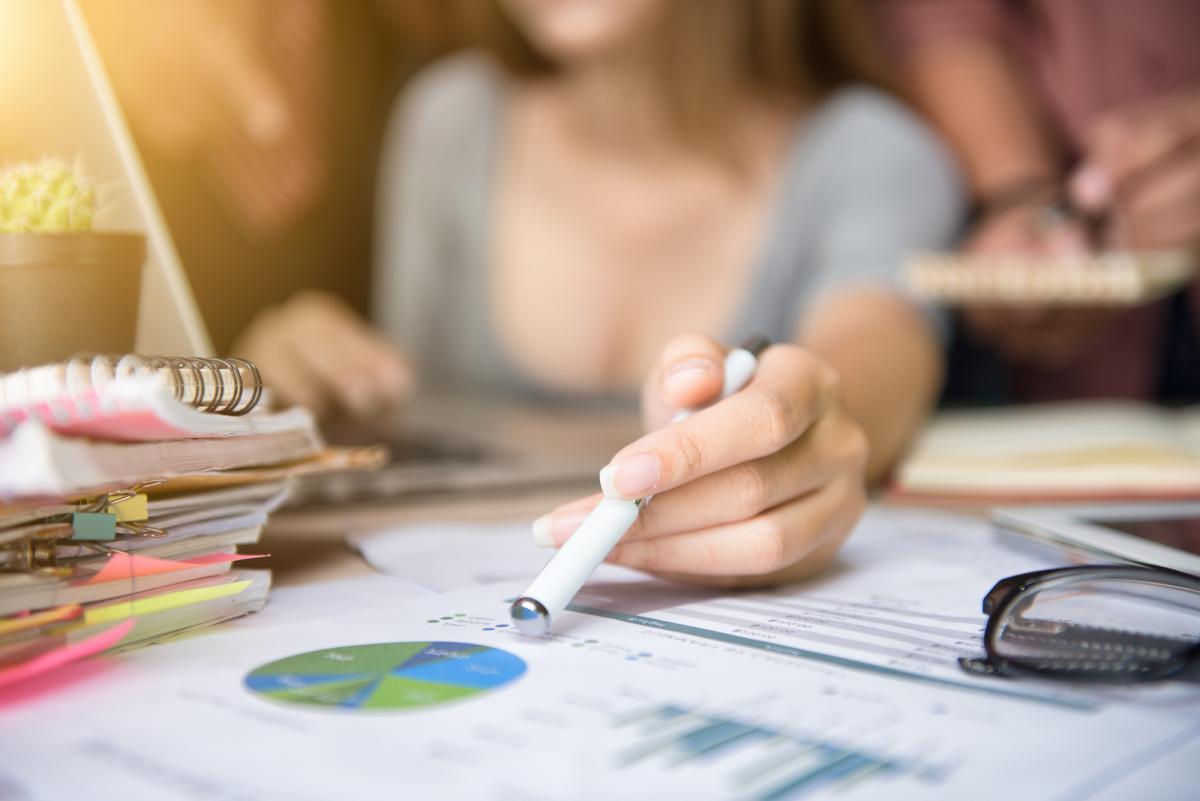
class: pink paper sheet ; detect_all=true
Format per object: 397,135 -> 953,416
0,618 -> 135,691
0,389 -> 197,441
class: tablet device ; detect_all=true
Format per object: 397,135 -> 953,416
994,502 -> 1200,577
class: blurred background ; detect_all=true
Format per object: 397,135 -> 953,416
51,0 -> 1200,411
79,0 -> 460,354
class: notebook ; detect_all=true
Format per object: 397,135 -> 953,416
0,354 -> 313,441
0,421 -> 321,501
892,401 -> 1200,504
905,250 -> 1195,306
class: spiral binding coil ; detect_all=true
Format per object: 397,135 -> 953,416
88,355 -> 264,416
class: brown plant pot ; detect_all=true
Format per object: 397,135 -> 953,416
0,232 -> 145,372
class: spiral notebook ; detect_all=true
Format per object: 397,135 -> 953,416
905,250 -> 1195,306
0,355 -> 312,441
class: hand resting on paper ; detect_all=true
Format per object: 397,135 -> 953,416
533,334 -> 868,588
232,290 -> 412,418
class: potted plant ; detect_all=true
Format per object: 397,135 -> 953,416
0,157 -> 144,371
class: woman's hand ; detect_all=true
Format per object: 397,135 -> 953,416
232,290 -> 412,418
533,334 -> 869,588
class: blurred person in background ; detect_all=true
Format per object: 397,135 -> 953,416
875,0 -> 1200,403
82,0 -> 455,353
235,0 -> 964,586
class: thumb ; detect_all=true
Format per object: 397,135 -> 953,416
641,333 -> 725,430
1068,162 -> 1113,214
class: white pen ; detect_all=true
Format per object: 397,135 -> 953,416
509,335 -> 770,635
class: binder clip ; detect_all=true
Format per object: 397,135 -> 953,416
105,480 -> 166,538
2,527 -> 73,575
71,511 -> 117,541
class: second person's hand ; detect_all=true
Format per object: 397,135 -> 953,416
533,334 -> 869,588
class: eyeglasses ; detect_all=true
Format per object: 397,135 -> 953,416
959,565 -> 1200,683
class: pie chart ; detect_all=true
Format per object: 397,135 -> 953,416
244,641 -> 527,711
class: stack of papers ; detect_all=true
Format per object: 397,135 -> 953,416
1,508 -> 1195,799
0,361 -> 364,691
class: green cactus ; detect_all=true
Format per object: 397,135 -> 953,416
0,158 -> 95,233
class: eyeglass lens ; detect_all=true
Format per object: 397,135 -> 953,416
994,575 -> 1200,678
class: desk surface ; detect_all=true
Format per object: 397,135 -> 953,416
255,482 -> 591,587
258,398 -> 644,586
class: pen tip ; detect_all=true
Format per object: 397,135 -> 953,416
509,597 -> 550,636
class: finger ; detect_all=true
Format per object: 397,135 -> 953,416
640,333 -> 725,430
604,345 -> 832,500
1118,157 -> 1200,249
232,305 -> 334,415
286,293 -> 411,415
254,336 -> 331,416
531,494 -> 602,547
605,474 -> 864,579
282,298 -> 372,412
537,416 -> 853,548
1040,222 -> 1092,256
645,522 -> 850,589
1068,163 -> 1113,213
1085,103 -> 1200,195
624,415 -> 861,542
295,324 -> 403,417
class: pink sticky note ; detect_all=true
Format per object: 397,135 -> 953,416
83,551 -> 261,585
0,619 -> 135,691
182,552 -> 267,566
83,553 -> 196,585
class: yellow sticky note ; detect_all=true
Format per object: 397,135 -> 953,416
83,580 -> 253,626
111,493 -> 149,523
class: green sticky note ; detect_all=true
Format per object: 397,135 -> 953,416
72,512 -> 117,541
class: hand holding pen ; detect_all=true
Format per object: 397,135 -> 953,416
512,334 -> 868,633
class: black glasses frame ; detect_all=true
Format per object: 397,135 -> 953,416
959,565 -> 1200,683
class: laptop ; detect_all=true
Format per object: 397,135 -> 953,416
1,0 -> 212,357
290,393 -> 643,505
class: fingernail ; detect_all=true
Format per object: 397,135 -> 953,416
532,508 -> 591,548
600,454 -> 661,500
531,515 -> 555,548
664,358 -> 716,395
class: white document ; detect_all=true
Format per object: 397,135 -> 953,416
2,507 -> 1197,801
349,519 -> 644,592
227,573 -> 434,630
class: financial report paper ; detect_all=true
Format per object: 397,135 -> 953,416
1,508 -> 1197,800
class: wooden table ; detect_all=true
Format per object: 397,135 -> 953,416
252,481 -> 596,588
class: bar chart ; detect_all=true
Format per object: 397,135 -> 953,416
610,702 -> 920,800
